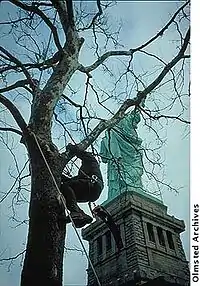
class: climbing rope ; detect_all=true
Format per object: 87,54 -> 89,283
32,132 -> 101,286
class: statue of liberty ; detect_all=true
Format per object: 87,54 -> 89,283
100,107 -> 144,201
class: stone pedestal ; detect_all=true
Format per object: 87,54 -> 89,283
82,192 -> 189,286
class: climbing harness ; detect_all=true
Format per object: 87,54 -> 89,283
91,174 -> 99,184
69,158 -> 102,186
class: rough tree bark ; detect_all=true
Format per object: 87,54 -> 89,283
21,137 -> 66,286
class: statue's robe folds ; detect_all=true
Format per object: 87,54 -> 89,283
100,110 -> 144,201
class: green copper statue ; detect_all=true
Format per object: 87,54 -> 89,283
100,108 -> 144,201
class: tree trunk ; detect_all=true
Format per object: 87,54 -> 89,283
21,138 -> 67,286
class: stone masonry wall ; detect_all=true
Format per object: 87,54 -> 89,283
82,191 -> 189,286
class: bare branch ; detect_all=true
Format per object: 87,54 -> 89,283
0,159 -> 29,203
0,46 -> 35,89
0,79 -> 32,93
0,51 -> 62,74
9,0 -> 63,52
0,127 -> 22,136
80,0 -> 103,31
63,28 -> 190,155
129,0 -> 189,52
32,2 -> 53,7
64,246 -> 84,255
62,93 -> 81,108
78,1 -> 189,73
139,106 -> 190,124
65,0 -> 75,27
51,0 -> 75,36
78,50 -> 132,73
141,28 -> 190,96
53,111 -> 77,144
0,17 -> 30,25
0,93 -> 27,133
0,249 -> 26,262
62,98 -> 138,156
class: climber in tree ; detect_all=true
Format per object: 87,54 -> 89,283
61,144 -> 104,228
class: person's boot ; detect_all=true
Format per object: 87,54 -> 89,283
65,209 -> 93,228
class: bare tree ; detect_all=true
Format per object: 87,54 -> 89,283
0,1 -> 190,285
